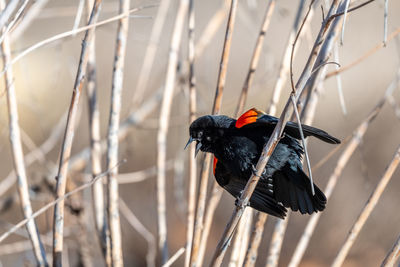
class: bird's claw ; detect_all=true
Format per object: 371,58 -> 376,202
235,197 -> 249,209
251,164 -> 266,179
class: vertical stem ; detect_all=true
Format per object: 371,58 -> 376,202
381,233 -> 400,267
236,0 -> 276,116
106,0 -> 130,266
265,215 -> 290,267
0,1 -> 48,265
190,1 -> 238,266
52,1 -> 102,266
157,0 -> 189,263
85,0 -> 107,260
243,212 -> 268,267
185,0 -> 197,266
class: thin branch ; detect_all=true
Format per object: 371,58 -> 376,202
72,0 -> 86,34
267,0 -> 310,114
229,208 -> 253,267
117,160 -> 175,184
339,0 -> 351,45
333,44 -> 347,114
131,0 -> 171,107
0,0 -> 30,45
162,247 -> 186,267
383,0 -> 388,46
331,145 -> 400,267
0,162 -> 123,245
236,0 -> 276,116
52,1 -> 102,266
185,0 -> 197,266
119,199 -> 156,267
0,0 -> 18,30
190,1 -> 238,266
243,212 -> 268,267
0,0 -> 48,265
0,4 -> 157,80
105,0 -> 130,266
381,233 -> 400,267
157,0 -> 189,263
265,215 -> 291,267
326,27 -> 400,79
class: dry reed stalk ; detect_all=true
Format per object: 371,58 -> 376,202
0,0 -> 18,30
195,1 -> 228,59
0,162 -> 122,245
117,159 -> 175,184
104,0 -> 130,266
326,27 -> 400,79
265,214 -> 291,267
84,0 -> 107,259
52,1 -> 102,266
0,4 -> 156,79
0,111 -> 66,198
163,247 -> 186,267
229,208 -> 253,267
119,199 -> 156,267
10,0 -> 49,41
0,0 -> 30,44
235,0 -> 275,115
190,1 -> 238,266
157,0 -> 189,263
131,0 -> 171,107
331,145 -> 400,267
185,0 -> 197,266
210,1 -> 346,265
266,0 -> 310,114
0,1 -> 47,265
381,233 -> 400,267
243,212 -> 268,267
288,74 -> 399,267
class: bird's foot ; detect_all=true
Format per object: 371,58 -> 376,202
251,164 -> 267,179
235,195 -> 250,209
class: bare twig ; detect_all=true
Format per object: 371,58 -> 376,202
73,0 -> 86,34
104,0 -> 130,266
117,160 -> 175,184
339,0 -> 351,45
10,0 -> 50,41
333,44 -> 347,114
190,1 -> 238,265
0,1 -> 47,265
0,162 -> 123,245
381,233 -> 400,267
131,0 -> 171,107
0,4 -> 156,80
52,1 -> 102,266
243,212 -> 268,267
0,0 -> 18,30
331,145 -> 400,267
162,247 -> 186,267
185,0 -> 197,266
157,0 -> 189,263
229,208 -> 253,267
84,0 -> 107,260
236,0 -> 276,116
326,27 -> 400,79
119,199 -> 156,267
266,215 -> 291,267
288,74 -> 399,267
267,0 -> 311,114
0,0 -> 30,45
383,0 -> 389,46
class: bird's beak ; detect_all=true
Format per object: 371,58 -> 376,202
184,137 -> 194,150
184,137 -> 202,157
195,142 -> 202,157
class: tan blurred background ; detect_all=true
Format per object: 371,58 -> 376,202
0,0 -> 400,266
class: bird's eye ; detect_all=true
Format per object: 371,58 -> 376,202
206,136 -> 212,141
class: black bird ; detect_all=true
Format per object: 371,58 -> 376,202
186,108 -> 340,218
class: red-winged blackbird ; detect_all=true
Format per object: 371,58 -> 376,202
186,108 -> 340,218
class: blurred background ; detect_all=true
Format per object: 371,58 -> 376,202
0,0 -> 400,266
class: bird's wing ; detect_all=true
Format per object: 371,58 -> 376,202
214,159 -> 287,218
235,108 -> 341,144
267,164 -> 326,214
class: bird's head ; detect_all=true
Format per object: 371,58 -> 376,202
185,115 -> 235,156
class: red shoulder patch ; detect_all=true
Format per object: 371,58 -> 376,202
213,156 -> 218,175
235,108 -> 265,128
